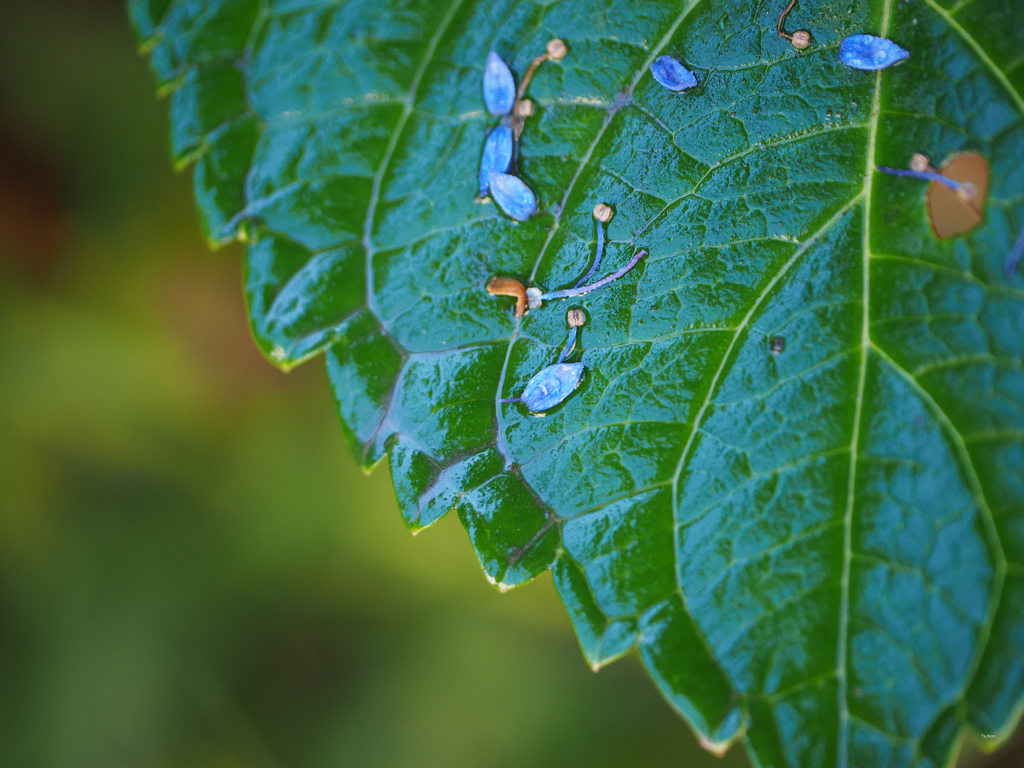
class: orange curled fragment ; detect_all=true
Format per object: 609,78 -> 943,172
927,152 -> 989,239
486,276 -> 528,317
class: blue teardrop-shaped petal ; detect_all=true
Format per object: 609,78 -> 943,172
838,34 -> 910,71
521,363 -> 585,413
489,172 -> 538,221
478,126 -> 514,197
650,55 -> 697,91
483,51 -> 516,116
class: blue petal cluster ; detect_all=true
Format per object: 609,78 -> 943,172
489,172 -> 538,221
650,55 -> 697,91
478,51 -> 538,220
483,51 -> 516,116
521,363 -> 585,413
839,34 -> 910,70
478,126 -> 513,197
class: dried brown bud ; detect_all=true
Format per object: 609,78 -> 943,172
791,30 -> 811,50
546,38 -> 568,61
515,98 -> 534,117
486,276 -> 528,318
910,153 -> 931,172
567,308 -> 586,328
593,202 -> 614,223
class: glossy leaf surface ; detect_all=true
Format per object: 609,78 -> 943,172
132,0 -> 1024,765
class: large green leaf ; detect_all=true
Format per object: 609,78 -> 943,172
132,0 -> 1024,764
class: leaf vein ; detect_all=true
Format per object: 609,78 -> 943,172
921,0 -> 1024,119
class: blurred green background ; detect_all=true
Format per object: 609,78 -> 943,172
0,2 -> 1020,766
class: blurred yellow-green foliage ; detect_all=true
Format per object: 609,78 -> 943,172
0,2 -> 1019,767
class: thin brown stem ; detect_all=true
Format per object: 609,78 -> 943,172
777,0 -> 797,38
516,52 -> 549,102
513,52 -> 549,138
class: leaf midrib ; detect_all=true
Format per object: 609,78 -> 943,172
835,0 -> 888,756
838,1 -> 1016,764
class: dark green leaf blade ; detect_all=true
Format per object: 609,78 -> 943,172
134,0 -> 1024,765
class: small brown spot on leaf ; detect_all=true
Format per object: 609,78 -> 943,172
928,152 -> 989,239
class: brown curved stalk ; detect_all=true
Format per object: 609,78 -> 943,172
777,0 -> 797,39
512,52 -> 550,139
486,276 -> 528,317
